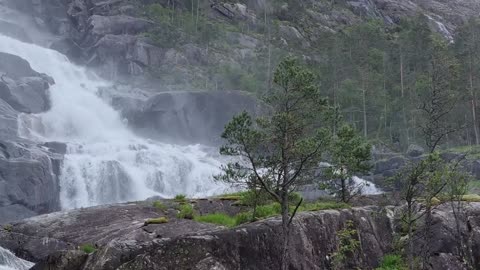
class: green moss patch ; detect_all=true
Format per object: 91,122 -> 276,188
80,243 -> 96,254
145,217 -> 169,225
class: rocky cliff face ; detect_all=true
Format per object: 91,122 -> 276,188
0,51 -> 63,224
0,201 -> 479,270
4,0 -> 480,90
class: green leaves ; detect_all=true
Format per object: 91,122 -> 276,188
323,124 -> 372,202
217,57 -> 372,205
217,57 -> 331,201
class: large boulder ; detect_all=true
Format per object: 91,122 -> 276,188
395,202 -> 480,269
0,52 -> 53,113
127,91 -> 261,145
374,155 -> 407,175
0,141 -> 63,224
0,52 -> 39,79
0,53 -> 62,224
406,144 -> 425,158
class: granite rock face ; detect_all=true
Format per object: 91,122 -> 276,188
1,201 -> 478,270
3,0 -> 479,86
0,52 -> 63,224
126,90 -> 261,145
0,202 -> 392,270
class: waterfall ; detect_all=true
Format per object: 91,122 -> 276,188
0,247 -> 33,270
319,162 -> 383,195
0,34 -> 228,209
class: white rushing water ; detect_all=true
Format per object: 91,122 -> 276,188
0,247 -> 33,270
0,34 -> 229,209
319,162 -> 383,195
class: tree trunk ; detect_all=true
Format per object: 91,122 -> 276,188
362,76 -> 368,138
421,206 -> 433,269
408,222 -> 414,270
469,58 -> 480,145
400,49 -> 410,146
195,0 -> 199,32
280,190 -> 290,270
383,53 -> 388,134
407,204 -> 414,270
341,178 -> 347,203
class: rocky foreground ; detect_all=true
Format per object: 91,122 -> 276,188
0,199 -> 479,270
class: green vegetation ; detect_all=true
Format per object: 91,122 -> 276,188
298,201 -> 350,212
177,203 -> 194,219
461,194 -> 480,202
324,124 -> 372,202
140,2 -> 480,151
215,191 -> 250,201
174,194 -> 187,203
194,200 -> 350,228
145,217 -> 169,225
3,224 -> 12,232
152,201 -> 167,210
331,220 -> 360,269
194,213 -> 237,227
216,57 -> 369,269
80,243 -> 96,254
469,181 -> 480,193
376,254 -> 407,270
443,145 -> 480,159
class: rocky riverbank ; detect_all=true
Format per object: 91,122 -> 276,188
0,199 -> 479,270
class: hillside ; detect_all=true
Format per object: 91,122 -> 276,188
2,0 -> 479,150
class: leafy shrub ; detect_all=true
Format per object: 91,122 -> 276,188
80,243 -> 96,254
376,254 -> 407,270
177,203 -> 194,219
153,201 -> 167,210
145,217 -> 169,225
331,220 -> 360,269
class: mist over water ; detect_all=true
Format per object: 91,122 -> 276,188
0,34 -> 228,209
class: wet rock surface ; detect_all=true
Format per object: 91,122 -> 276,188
0,52 -> 62,224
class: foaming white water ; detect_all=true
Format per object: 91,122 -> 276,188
0,247 -> 33,270
319,162 -> 383,195
0,34 -> 228,209
351,176 -> 382,195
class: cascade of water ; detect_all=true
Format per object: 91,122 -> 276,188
0,34 -> 228,209
0,247 -> 33,270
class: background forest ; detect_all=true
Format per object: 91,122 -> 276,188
137,1 -> 480,151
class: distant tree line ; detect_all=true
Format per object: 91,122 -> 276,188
315,15 -> 480,150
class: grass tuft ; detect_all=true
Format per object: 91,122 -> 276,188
375,254 -> 407,270
80,243 -> 96,254
153,201 -> 167,210
177,203 -> 194,219
193,200 -> 350,228
174,194 -> 187,203
194,213 -> 237,227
